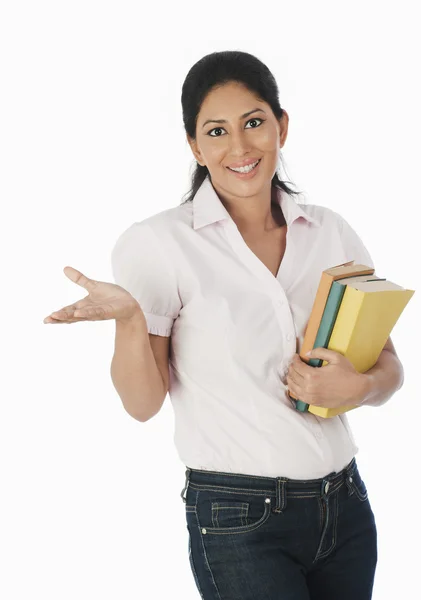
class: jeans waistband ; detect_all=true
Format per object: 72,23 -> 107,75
180,457 -> 358,505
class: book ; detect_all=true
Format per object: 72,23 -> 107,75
292,273 -> 384,415
290,265 -> 415,418
299,262 -> 375,359
307,274 -> 385,369
292,262 -> 375,413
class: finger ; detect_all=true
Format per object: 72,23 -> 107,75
44,310 -> 87,323
44,315 -> 61,324
47,304 -> 77,320
45,302 -> 109,322
63,266 -> 99,292
306,347 -> 339,363
286,377 -> 301,401
44,317 -> 69,324
287,378 -> 315,405
45,296 -> 90,321
73,305 -> 109,320
290,358 -> 308,380
290,359 -> 306,380
287,371 -> 307,401
48,309 -> 79,320
44,315 -> 85,324
287,369 -> 304,388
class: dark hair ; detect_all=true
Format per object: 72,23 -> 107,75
180,50 -> 302,204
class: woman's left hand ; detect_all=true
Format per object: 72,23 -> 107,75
286,348 -> 368,409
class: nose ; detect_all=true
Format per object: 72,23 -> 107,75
227,129 -> 254,155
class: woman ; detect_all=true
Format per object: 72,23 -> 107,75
44,51 -> 404,599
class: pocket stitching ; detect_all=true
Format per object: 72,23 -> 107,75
200,497 -> 272,535
189,482 -> 273,496
211,501 -> 249,528
188,526 -> 205,599
349,477 -> 368,501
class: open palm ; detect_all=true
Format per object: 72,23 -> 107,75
43,266 -> 142,324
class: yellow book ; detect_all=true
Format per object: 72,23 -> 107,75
308,279 -> 415,418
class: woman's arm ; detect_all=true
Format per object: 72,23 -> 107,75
358,337 -> 404,407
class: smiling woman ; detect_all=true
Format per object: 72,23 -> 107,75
179,54 -> 303,222
105,50 -> 402,599
182,73 -> 297,238
155,51 -> 385,600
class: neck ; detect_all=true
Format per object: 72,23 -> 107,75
215,183 -> 285,236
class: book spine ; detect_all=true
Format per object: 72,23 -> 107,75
294,400 -> 309,412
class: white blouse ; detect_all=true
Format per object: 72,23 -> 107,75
111,175 -> 375,479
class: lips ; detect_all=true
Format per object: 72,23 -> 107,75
227,159 -> 261,172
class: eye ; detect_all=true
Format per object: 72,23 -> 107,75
207,117 -> 265,137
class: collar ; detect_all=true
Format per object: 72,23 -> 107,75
193,175 -> 320,230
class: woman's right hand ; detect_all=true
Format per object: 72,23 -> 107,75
43,266 -> 144,325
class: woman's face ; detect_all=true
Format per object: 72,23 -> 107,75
188,81 -> 289,195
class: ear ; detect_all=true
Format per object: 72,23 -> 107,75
187,135 -> 205,167
279,110 -> 289,148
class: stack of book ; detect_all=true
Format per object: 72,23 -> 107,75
289,261 -> 415,418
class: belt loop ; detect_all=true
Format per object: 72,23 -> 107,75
345,457 -> 356,480
180,468 -> 191,503
345,458 -> 356,495
273,478 -> 287,513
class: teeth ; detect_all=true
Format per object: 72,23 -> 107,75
229,160 -> 260,173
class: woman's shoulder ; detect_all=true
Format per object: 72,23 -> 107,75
117,203 -> 192,242
136,202 -> 192,230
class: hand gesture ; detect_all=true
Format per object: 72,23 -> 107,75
43,266 -> 143,325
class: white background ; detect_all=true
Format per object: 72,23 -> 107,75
1,1 -> 419,598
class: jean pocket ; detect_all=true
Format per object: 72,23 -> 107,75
347,471 -> 368,502
196,490 -> 272,535
211,500 -> 249,528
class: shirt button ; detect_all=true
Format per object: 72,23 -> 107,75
312,426 -> 323,439
286,333 -> 294,341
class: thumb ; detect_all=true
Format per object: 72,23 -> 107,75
63,266 -> 98,291
305,347 -> 341,363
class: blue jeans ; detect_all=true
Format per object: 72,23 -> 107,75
180,457 -> 377,599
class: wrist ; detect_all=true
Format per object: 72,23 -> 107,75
116,307 -> 146,327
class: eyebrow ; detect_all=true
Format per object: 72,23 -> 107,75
201,108 -> 266,129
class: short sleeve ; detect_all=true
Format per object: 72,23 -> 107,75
110,222 -> 181,336
336,212 -> 375,269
